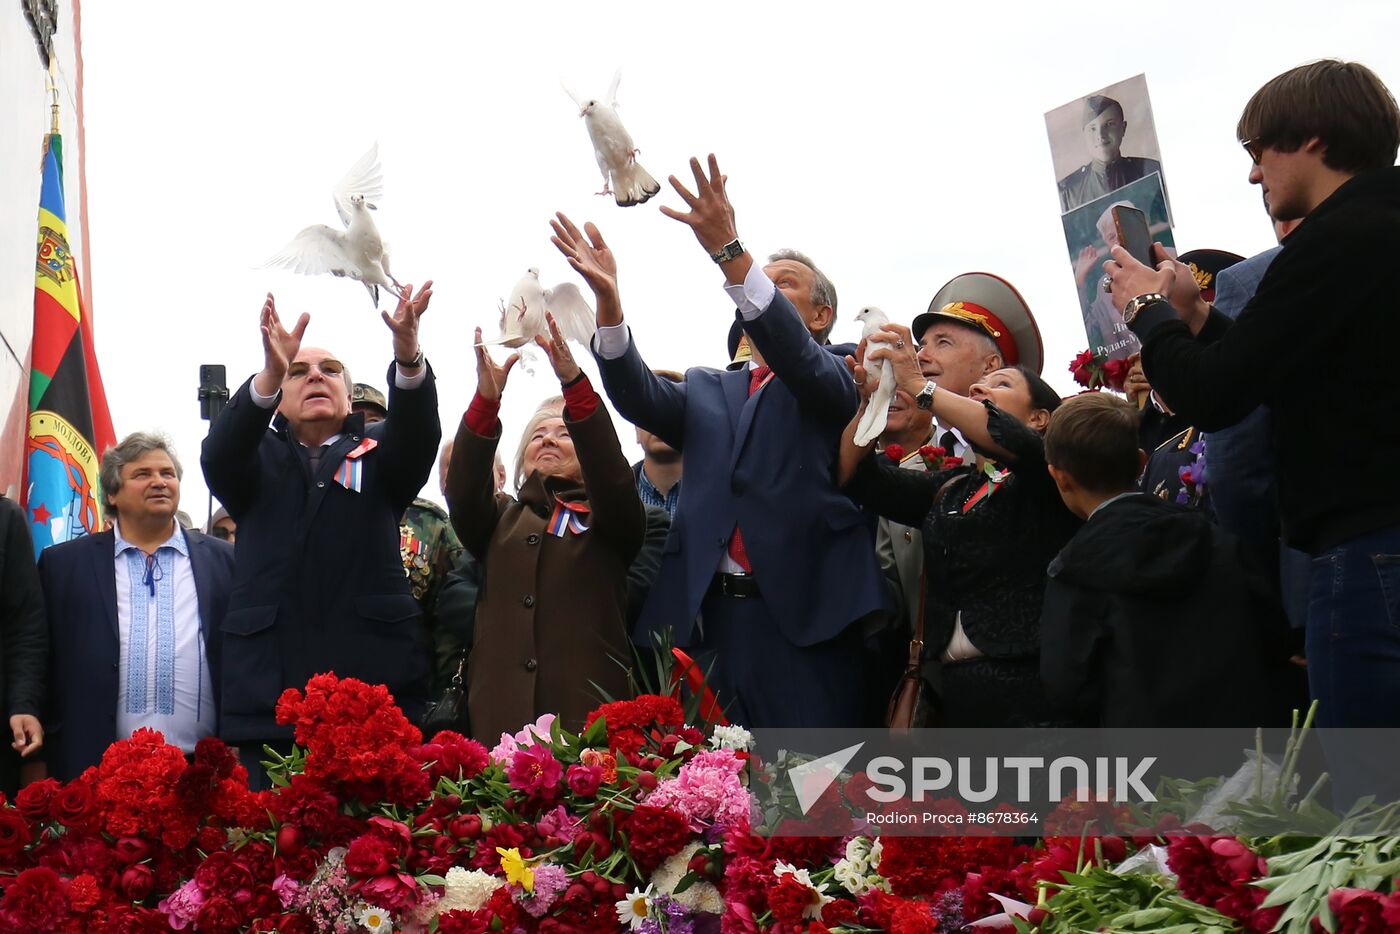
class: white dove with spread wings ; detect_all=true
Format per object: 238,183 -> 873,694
853,307 -> 895,447
483,268 -> 597,349
265,144 -> 403,307
563,71 -> 661,207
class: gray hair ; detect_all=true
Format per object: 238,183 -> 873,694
513,396 -> 566,489
769,249 -> 838,342
100,432 -> 183,512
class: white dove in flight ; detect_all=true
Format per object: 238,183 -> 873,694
265,144 -> 404,307
853,306 -> 895,447
563,71 -> 661,207
482,268 -> 597,349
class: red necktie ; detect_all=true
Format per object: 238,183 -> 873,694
726,366 -> 772,572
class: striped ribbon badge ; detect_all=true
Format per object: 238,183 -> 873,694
547,499 -> 591,537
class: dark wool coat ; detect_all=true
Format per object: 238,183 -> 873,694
446,401 -> 644,742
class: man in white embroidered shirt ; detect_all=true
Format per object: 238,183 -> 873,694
38,433 -> 235,781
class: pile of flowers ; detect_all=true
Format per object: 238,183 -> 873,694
0,674 -> 1393,933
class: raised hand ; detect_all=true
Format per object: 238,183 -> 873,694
255,293 -> 309,397
383,279 -> 434,366
660,154 -> 741,256
474,326 -> 518,402
845,339 -> 879,404
535,312 -> 583,385
551,213 -> 617,298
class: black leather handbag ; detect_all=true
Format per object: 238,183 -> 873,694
420,654 -> 469,735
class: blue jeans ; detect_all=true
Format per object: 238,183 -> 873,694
1307,525 -> 1400,806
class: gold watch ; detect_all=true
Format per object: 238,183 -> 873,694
1122,292 -> 1170,326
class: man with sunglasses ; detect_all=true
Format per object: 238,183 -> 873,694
201,283 -> 439,785
1103,60 -> 1400,803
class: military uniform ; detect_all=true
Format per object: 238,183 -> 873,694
400,497 -> 465,693
1058,156 -> 1163,213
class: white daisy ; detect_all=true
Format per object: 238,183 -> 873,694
614,883 -> 653,930
357,905 -> 393,934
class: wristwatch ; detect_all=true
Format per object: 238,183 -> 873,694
1122,292 -> 1170,326
914,380 -> 937,411
709,238 -> 745,265
395,347 -> 425,369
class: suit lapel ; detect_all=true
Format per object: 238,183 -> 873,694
91,530 -> 119,639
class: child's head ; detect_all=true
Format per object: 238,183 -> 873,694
1044,392 -> 1146,518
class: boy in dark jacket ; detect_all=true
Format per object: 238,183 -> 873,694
1039,392 -> 1297,728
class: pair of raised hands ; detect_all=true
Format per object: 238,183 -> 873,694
255,282 -> 433,397
477,154 -> 740,402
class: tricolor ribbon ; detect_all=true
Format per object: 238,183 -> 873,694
546,498 -> 591,537
334,437 -> 379,493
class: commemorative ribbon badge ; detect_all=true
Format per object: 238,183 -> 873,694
547,498 -> 591,537
334,438 -> 379,493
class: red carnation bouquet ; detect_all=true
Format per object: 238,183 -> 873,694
1069,348 -> 1130,392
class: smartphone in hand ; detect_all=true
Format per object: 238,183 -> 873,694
1112,205 -> 1154,267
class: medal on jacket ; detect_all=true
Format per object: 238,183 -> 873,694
547,498 -> 591,537
334,437 -> 378,493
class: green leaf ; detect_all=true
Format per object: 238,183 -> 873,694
671,870 -> 699,895
417,873 -> 447,887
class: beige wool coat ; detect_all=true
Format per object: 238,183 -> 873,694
446,401 -> 644,742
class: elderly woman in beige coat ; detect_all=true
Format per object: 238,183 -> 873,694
446,312 -> 644,742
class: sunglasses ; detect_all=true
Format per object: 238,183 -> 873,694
1241,137 -> 1266,165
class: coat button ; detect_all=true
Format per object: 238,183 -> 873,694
353,435 -> 360,442
525,659 -> 538,672
904,529 -> 913,542
317,481 -> 326,488
523,595 -> 535,608
716,537 -> 725,547
526,533 -> 540,545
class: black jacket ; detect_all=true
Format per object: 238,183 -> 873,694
1040,494 -> 1290,728
201,363 -> 440,740
0,495 -> 46,795
1131,167 -> 1400,552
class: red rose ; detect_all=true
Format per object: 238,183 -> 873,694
0,809 -> 31,859
194,895 -> 243,933
120,863 -> 156,901
1069,350 -> 1097,388
14,779 -> 59,822
1102,358 -> 1131,391
884,443 -> 906,463
566,763 -> 603,797
52,779 -> 99,831
275,824 -> 304,858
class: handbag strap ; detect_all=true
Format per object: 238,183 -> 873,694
449,652 -> 466,686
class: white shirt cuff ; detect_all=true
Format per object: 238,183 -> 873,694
723,263 -> 776,320
249,380 -> 280,409
395,362 -> 428,390
593,322 -> 632,360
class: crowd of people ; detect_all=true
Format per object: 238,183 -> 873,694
0,59 -> 1397,804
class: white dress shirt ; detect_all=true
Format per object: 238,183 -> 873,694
113,522 -> 214,752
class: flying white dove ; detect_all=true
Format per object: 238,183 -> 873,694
265,144 -> 403,307
482,268 -> 597,349
563,71 -> 661,207
853,307 -> 895,447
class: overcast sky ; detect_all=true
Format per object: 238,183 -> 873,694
76,1 -> 1399,522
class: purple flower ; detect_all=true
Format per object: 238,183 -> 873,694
517,863 -> 569,917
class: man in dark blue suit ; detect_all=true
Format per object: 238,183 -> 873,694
552,156 -> 886,728
38,433 -> 234,781
202,285 -> 438,782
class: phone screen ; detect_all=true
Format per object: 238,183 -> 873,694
1112,206 -> 1154,267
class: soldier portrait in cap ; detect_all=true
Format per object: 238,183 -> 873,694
1045,75 -> 1166,214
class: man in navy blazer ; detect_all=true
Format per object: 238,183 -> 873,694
201,285 -> 438,776
558,157 -> 885,727
38,433 -> 234,782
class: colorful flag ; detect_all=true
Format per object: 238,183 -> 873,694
24,132 -> 115,557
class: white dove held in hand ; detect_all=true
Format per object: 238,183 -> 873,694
853,306 -> 895,447
563,71 -> 661,207
485,268 -> 597,349
264,144 -> 404,307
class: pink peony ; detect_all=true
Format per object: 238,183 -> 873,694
508,742 -> 563,799
644,748 -> 749,830
158,879 -> 207,931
